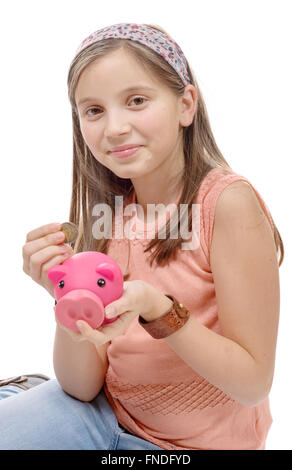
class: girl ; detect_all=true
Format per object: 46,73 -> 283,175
0,23 -> 283,450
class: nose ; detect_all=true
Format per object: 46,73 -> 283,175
104,113 -> 131,138
54,289 -> 108,333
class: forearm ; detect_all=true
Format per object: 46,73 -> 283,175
164,317 -> 271,407
53,323 -> 109,402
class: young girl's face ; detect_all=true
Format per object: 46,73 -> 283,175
75,49 -> 187,182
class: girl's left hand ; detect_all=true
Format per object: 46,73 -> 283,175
57,280 -> 173,346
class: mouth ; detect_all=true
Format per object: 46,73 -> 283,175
109,146 -> 142,159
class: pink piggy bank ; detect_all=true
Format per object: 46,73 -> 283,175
47,251 -> 123,332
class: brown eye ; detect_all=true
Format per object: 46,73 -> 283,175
86,107 -> 101,117
130,96 -> 147,106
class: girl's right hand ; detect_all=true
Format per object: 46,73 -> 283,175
22,222 -> 74,298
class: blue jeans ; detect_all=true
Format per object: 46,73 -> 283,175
0,378 -> 163,450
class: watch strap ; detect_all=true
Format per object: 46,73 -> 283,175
138,294 -> 190,339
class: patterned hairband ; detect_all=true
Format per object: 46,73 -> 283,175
75,23 -> 191,86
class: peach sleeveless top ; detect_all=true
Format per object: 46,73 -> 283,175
103,167 -> 274,450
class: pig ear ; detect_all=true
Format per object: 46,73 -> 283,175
47,266 -> 67,284
96,262 -> 115,281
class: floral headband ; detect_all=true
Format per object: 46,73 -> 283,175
75,23 -> 191,86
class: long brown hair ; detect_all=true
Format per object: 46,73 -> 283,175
67,23 -> 284,270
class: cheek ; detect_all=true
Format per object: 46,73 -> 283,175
79,122 -> 109,166
146,104 -> 177,133
138,109 -> 173,153
79,121 -> 97,146
142,107 -> 178,152
137,109 -> 160,134
140,106 -> 168,134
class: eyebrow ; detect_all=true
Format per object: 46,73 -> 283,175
77,86 -> 156,106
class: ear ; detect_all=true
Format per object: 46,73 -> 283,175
179,84 -> 197,127
96,263 -> 115,281
47,266 -> 67,284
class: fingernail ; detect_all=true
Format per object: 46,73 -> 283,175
105,306 -> 116,318
53,232 -> 65,241
76,321 -> 85,332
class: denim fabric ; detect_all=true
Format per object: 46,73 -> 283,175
0,378 -> 163,450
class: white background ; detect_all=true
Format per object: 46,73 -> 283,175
0,0 -> 291,450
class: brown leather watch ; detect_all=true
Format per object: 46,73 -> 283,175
138,294 -> 190,339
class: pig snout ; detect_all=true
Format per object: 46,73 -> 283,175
54,289 -> 115,333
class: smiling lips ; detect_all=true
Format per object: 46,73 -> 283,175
109,145 -> 141,158
110,144 -> 141,152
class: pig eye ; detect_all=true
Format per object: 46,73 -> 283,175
97,278 -> 106,287
58,280 -> 65,288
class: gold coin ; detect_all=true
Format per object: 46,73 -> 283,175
61,222 -> 79,244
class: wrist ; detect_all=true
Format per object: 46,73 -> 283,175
139,294 -> 191,339
142,294 -> 174,322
